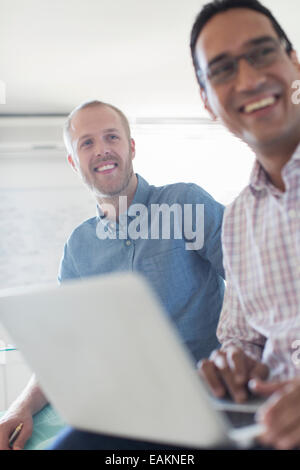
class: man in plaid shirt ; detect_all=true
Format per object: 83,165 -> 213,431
191,0 -> 300,449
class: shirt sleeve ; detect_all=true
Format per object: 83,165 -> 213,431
217,236 -> 266,361
217,285 -> 266,361
57,242 -> 80,284
184,183 -> 225,279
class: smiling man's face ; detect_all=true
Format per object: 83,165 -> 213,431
68,104 -> 135,198
195,8 -> 300,152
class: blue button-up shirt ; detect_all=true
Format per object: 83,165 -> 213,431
58,175 -> 225,362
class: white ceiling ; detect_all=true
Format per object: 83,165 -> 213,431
0,0 -> 299,119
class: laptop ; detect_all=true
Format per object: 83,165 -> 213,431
0,272 -> 265,449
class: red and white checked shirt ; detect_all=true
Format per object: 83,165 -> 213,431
218,145 -> 300,380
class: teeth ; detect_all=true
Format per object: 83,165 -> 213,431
95,164 -> 115,172
244,96 -> 276,114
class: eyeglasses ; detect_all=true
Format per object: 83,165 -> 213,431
197,38 -> 288,86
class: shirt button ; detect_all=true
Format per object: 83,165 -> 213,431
288,209 -> 297,219
125,240 -> 131,246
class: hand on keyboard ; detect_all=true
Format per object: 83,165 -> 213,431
198,347 -> 269,403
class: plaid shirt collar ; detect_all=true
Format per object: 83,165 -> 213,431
249,142 -> 300,196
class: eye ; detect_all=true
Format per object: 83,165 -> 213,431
107,134 -> 119,141
260,46 -> 277,56
251,44 -> 278,65
81,138 -> 93,148
210,60 -> 235,78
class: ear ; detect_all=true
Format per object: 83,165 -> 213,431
200,86 -> 217,121
290,50 -> 300,72
67,154 -> 78,173
130,138 -> 136,160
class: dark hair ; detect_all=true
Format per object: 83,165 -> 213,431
190,0 -> 293,87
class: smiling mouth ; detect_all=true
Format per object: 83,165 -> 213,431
239,94 -> 280,114
94,163 -> 118,173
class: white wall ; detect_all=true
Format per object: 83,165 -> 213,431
0,121 -> 255,290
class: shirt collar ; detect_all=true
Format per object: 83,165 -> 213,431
129,173 -> 151,210
96,173 -> 151,228
249,160 -> 269,193
249,142 -> 300,195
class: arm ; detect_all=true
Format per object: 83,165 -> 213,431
0,374 -> 48,450
199,243 -> 268,402
185,183 -> 225,278
0,239 -> 78,450
57,241 -> 80,283
217,275 -> 266,360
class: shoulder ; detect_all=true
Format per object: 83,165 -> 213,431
66,216 -> 98,246
149,181 -> 224,207
222,185 -> 253,244
223,185 -> 253,223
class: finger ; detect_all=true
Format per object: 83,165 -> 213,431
0,437 -> 11,451
212,351 -> 248,403
249,379 -> 288,397
227,348 -> 248,385
11,423 -> 31,450
0,422 -> 19,450
199,358 -> 227,398
259,414 -> 300,450
274,421 -> 300,450
264,385 -> 300,429
257,385 -> 300,447
249,362 -> 269,381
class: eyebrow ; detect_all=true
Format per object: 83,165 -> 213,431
78,134 -> 92,143
78,128 -> 120,143
208,36 -> 277,67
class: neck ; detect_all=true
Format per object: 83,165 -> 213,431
252,137 -> 300,192
96,173 -> 138,221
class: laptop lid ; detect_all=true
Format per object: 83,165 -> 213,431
0,272 -> 233,448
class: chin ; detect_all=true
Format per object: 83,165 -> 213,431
93,185 -> 124,198
243,127 -> 286,149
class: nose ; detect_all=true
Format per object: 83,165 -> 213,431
235,58 -> 267,93
96,149 -> 110,157
94,141 -> 110,157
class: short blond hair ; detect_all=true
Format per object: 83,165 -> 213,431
63,100 -> 131,155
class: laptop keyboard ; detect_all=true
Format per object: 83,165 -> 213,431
224,410 -> 256,429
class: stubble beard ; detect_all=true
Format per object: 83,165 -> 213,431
81,152 -> 134,199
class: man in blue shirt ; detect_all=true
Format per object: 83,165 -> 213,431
0,99 -> 224,450
60,99 -> 224,363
